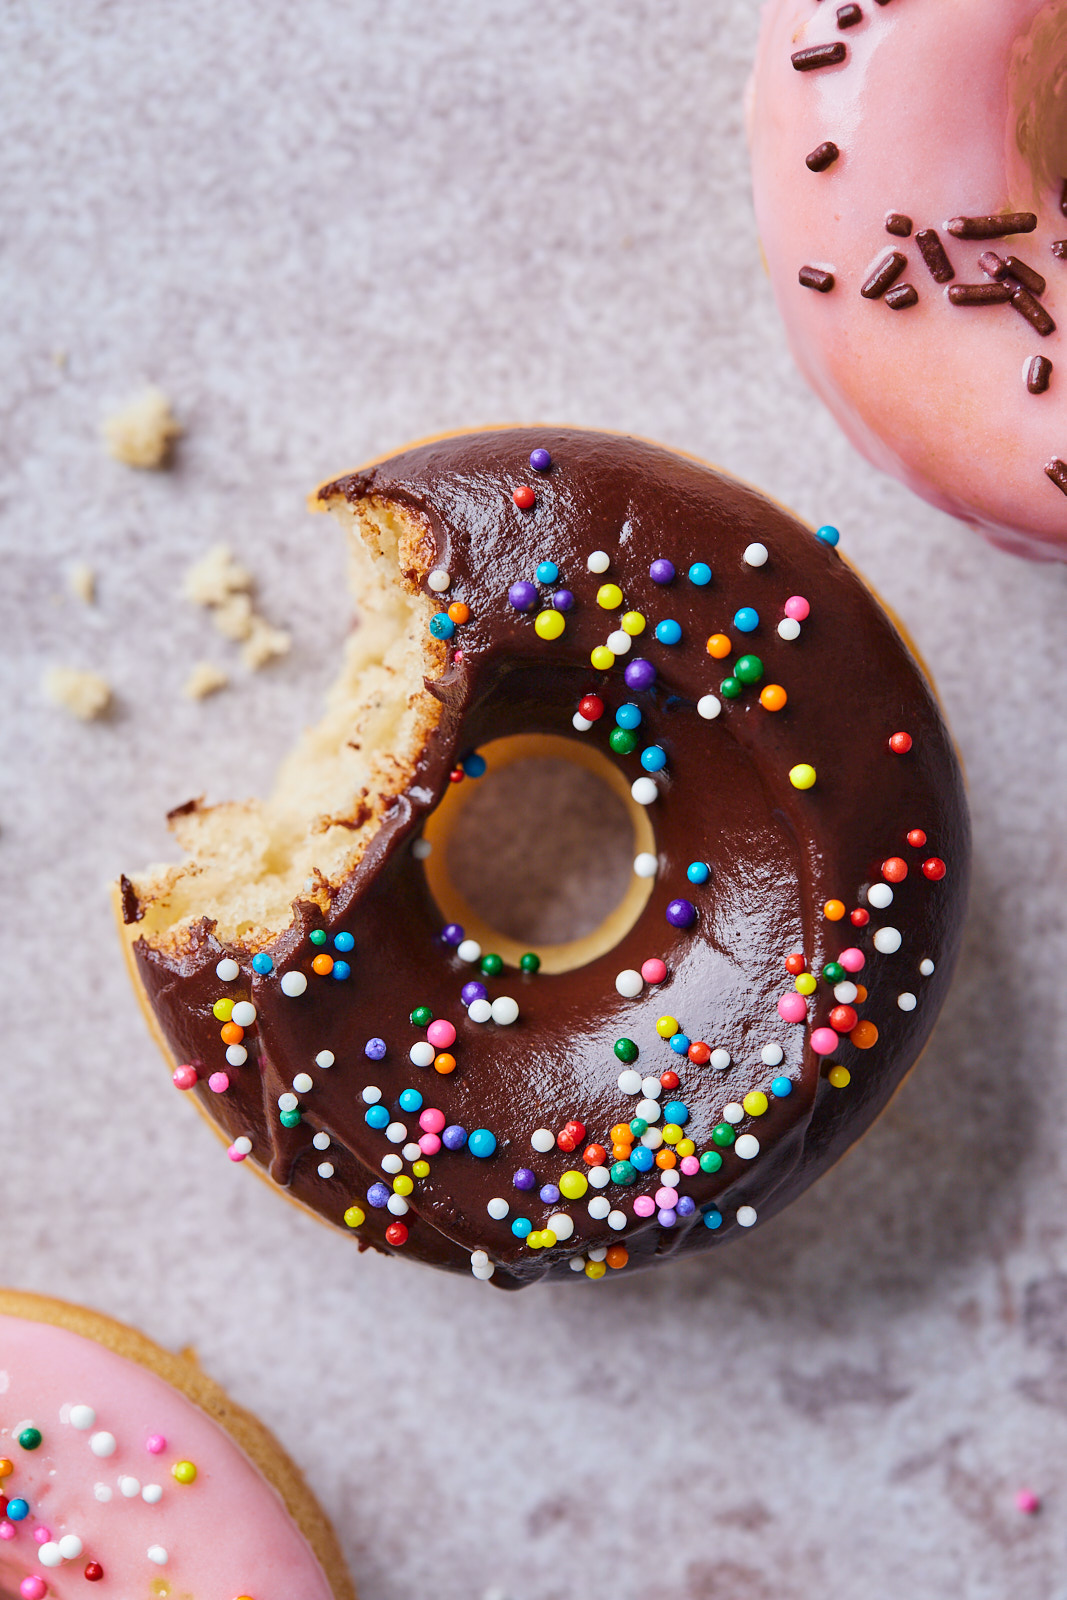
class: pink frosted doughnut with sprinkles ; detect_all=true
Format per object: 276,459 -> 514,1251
749,0 -> 1067,560
0,1290 -> 352,1600
119,428 -> 969,1288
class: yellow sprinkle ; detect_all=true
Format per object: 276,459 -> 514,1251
596,583 -> 624,610
343,1205 -> 365,1228
585,1261 -> 607,1279
661,1123 -> 682,1145
742,1091 -> 768,1117
828,1065 -> 851,1088
534,609 -> 565,641
789,763 -> 817,790
527,1231 -> 544,1249
392,1175 -> 413,1196
172,1460 -> 197,1485
212,997 -> 234,1022
541,1229 -> 558,1248
794,972 -> 817,995
590,645 -> 615,671
559,1170 -> 588,1200
621,611 -> 646,636
676,1138 -> 695,1157
655,1015 -> 679,1038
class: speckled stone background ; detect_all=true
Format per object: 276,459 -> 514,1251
3,4 -> 1067,1597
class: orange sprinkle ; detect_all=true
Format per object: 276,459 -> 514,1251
220,1022 -> 244,1045
610,1123 -> 632,1144
312,953 -> 334,976
850,1020 -> 879,1049
823,899 -> 846,921
606,1245 -> 629,1270
706,633 -> 731,660
854,984 -> 868,1002
612,1142 -> 633,1161
434,1052 -> 457,1074
759,683 -> 787,712
447,601 -> 470,625
655,1148 -> 677,1170
0,1459 -> 12,1479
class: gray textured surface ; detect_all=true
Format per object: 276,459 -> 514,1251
3,4 -> 1067,1597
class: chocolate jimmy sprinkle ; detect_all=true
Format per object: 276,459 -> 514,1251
1045,459 -> 1067,496
806,141 -> 840,172
799,265 -> 835,292
861,250 -> 907,299
1061,179 -> 1067,218
946,213 -> 1038,239
1008,283 -> 1056,337
947,283 -> 1011,306
884,284 -> 918,310
979,252 -> 1045,296
837,3 -> 862,25
791,42 -> 847,70
1053,242 -> 1067,260
1027,356 -> 1052,395
916,229 -> 955,283
885,213 -> 913,238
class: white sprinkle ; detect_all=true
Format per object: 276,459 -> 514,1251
736,1205 -> 758,1228
361,1084 -> 382,1105
68,1405 -> 95,1431
142,1485 -> 162,1504
636,1097 -> 661,1123
280,971 -> 307,997
743,542 -> 769,567
868,883 -> 894,910
487,1197 -> 510,1220
470,1249 -> 489,1267
607,1209 -> 627,1231
468,998 -> 493,1023
409,1042 -> 435,1067
615,969 -> 643,998
640,1076 -> 663,1099
631,776 -> 659,806
607,630 -> 632,655
147,1546 -> 169,1566
697,694 -> 722,720
232,1136 -> 252,1156
457,938 -> 482,963
39,1543 -> 63,1568
381,1154 -> 403,1174
873,926 -> 902,954
428,568 -> 451,592
897,992 -> 917,1011
660,1168 -> 680,1188
402,1142 -> 422,1162
587,550 -> 610,573
292,1072 -> 313,1093
58,1535 -> 83,1560
215,958 -> 239,982
588,1196 -> 611,1220
278,1093 -> 298,1112
472,1262 -> 496,1280
919,958 -> 935,977
119,1476 -> 141,1498
491,996 -> 519,1025
547,1213 -> 574,1241
385,1121 -> 407,1144
723,1102 -> 744,1124
640,1127 -> 664,1149
735,1134 -> 760,1160
777,617 -> 801,641
569,1256 -> 586,1272
572,713 -> 593,731
760,1043 -> 784,1067
317,1162 -> 335,1179
90,1432 -> 116,1457
588,1165 -> 610,1189
312,1131 -> 331,1151
94,1484 -> 111,1503
412,837 -> 433,860
386,1193 -> 409,1215
710,1048 -> 731,1071
587,1247 -> 608,1262
617,1069 -> 642,1094
633,851 -> 659,878
833,982 -> 858,1004
225,1043 -> 247,1066
315,1050 -> 335,1069
230,1000 -> 256,1027
531,1128 -> 555,1153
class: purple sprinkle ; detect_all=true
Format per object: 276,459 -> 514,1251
539,1183 -> 560,1205
442,1124 -> 468,1151
461,980 -> 488,1006
657,1207 -> 678,1227
367,1182 -> 390,1208
624,657 -> 656,692
529,448 -> 552,473
513,1167 -> 536,1190
676,1195 -> 696,1217
441,923 -> 464,946
364,1037 -> 387,1060
508,581 -> 538,612
666,898 -> 696,928
551,589 -> 574,611
649,558 -> 675,584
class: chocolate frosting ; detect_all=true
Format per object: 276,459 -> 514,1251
127,429 -> 970,1289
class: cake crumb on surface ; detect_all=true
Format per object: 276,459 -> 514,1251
103,386 -> 181,468
183,545 -> 252,609
241,614 -> 291,670
183,544 -> 289,670
213,592 -> 255,642
183,661 -> 229,700
68,561 -> 95,604
44,666 -> 112,720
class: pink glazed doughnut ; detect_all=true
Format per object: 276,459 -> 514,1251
0,1291 -> 352,1600
749,0 -> 1067,561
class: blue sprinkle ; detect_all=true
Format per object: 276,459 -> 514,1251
816,524 -> 840,547
468,1129 -> 496,1158
640,745 -> 667,773
536,561 -> 559,584
365,1105 -> 389,1130
771,1075 -> 793,1097
629,1146 -> 654,1172
6,1500 -> 29,1522
677,1195 -> 696,1217
364,1037 -> 386,1060
703,1207 -> 723,1230
333,931 -> 355,953
733,606 -> 759,633
658,1207 -> 677,1227
654,619 -> 682,645
688,561 -> 712,586
669,1032 -> 690,1055
367,1182 -> 390,1208
398,1088 -> 424,1113
331,960 -> 351,981
429,613 -> 455,640
251,952 -> 273,975
462,752 -> 487,778
512,1216 -> 533,1237
539,1183 -> 561,1204
687,861 -> 710,884
663,1099 -> 690,1125
615,703 -> 642,730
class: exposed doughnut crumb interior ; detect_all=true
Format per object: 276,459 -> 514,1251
128,496 -> 444,952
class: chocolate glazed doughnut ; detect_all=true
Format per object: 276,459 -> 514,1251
120,429 -> 970,1289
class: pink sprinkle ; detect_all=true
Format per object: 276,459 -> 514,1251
146,1434 -> 167,1455
32,1527 -> 50,1545
418,1133 -> 442,1156
633,1195 -> 656,1218
426,1020 -> 456,1050
208,1071 -> 229,1094
419,1107 -> 446,1135
654,1187 -> 678,1209
778,992 -> 807,1024
784,595 -> 810,621
20,1578 -> 47,1600
1015,1489 -> 1041,1515
453,649 -> 464,663
226,1143 -> 247,1162
172,1064 -> 198,1091
0,1523 -> 15,1541
839,947 -> 866,973
811,1027 -> 839,1055
680,1156 -> 700,1176
640,958 -> 667,984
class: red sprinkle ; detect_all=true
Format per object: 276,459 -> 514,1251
785,952 -> 806,975
84,1564 -> 104,1582
513,484 -> 536,509
829,1005 -> 859,1033
660,1069 -> 681,1089
907,829 -> 927,848
881,857 -> 908,883
686,1042 -> 711,1066
889,731 -> 913,754
850,908 -> 870,927
557,1119 -> 586,1152
385,1222 -> 409,1246
922,857 -> 947,880
582,1144 -> 608,1166
449,768 -> 465,783
578,695 -> 605,721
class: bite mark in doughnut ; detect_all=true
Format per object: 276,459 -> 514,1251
120,428 -> 970,1289
749,0 -> 1067,559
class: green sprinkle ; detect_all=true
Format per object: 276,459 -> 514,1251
734,654 -> 763,685
17,1428 -> 41,1452
610,1160 -> 637,1185
614,1038 -> 639,1063
699,1150 -> 724,1174
309,929 -> 328,947
629,1117 -> 649,1138
480,953 -> 504,977
410,1005 -> 433,1027
520,952 -> 541,973
822,961 -> 846,984
280,1108 -> 302,1129
711,1122 -> 736,1148
719,677 -> 742,699
609,727 -> 638,755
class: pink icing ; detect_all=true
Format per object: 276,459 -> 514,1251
0,1315 -> 334,1600
749,0 -> 1067,560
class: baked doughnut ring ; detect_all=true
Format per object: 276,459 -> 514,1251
0,1289 -> 352,1599
749,0 -> 1067,560
120,429 -> 969,1288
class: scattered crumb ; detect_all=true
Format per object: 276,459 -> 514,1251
53,349 -> 68,369
183,545 -> 252,609
103,386 -> 181,469
183,544 -> 289,672
213,592 -> 255,642
183,661 -> 229,700
68,561 -> 95,604
241,614 -> 291,670
44,666 -> 112,720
